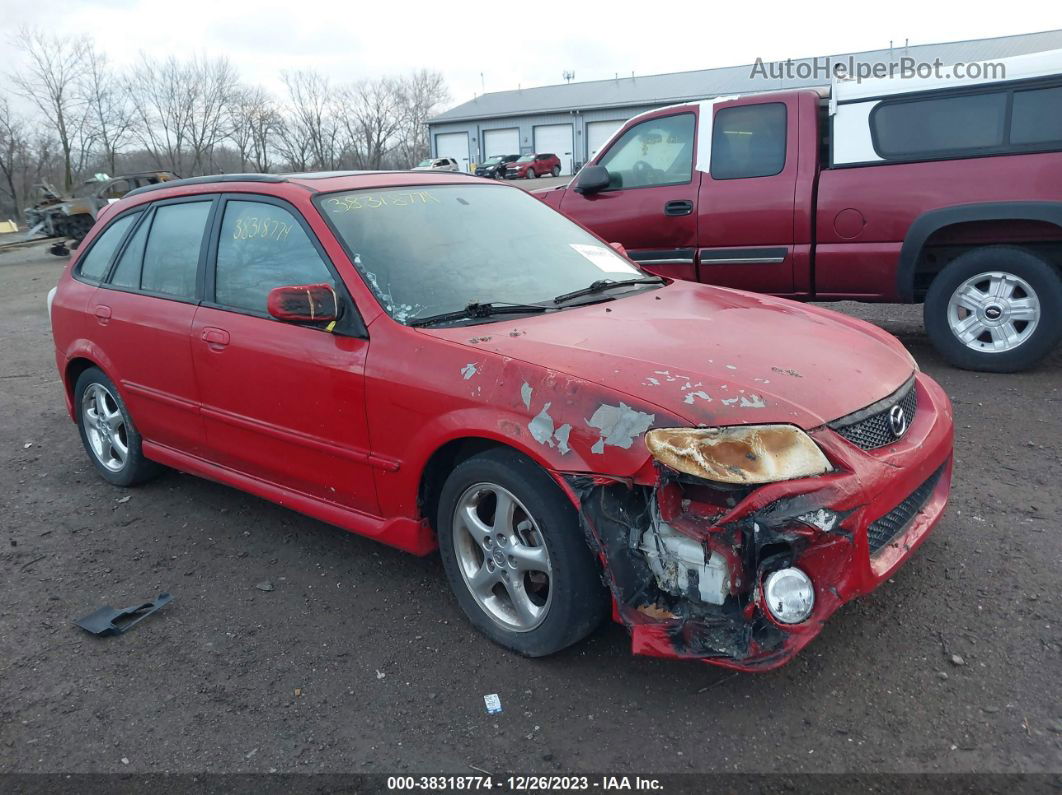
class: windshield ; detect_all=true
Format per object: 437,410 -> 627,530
483,156 -> 503,165
516,155 -> 534,163
317,184 -> 647,324
416,159 -> 434,167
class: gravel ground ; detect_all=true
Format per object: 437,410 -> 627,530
0,243 -> 1059,776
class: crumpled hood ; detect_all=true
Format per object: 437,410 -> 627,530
429,281 -> 915,430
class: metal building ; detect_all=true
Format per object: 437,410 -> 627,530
428,29 -> 1062,175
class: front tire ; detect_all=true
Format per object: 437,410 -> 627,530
436,449 -> 608,657
74,367 -> 162,486
525,168 -> 536,179
923,246 -> 1062,372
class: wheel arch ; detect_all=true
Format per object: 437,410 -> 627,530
897,202 -> 1062,301
62,351 -> 115,421
416,435 -> 579,536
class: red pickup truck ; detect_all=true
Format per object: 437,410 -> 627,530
539,63 -> 1062,372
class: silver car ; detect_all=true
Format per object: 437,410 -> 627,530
413,157 -> 461,172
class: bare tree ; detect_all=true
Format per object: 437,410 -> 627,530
81,47 -> 135,175
186,55 -> 239,174
0,97 -> 27,216
395,69 -> 450,168
227,85 -> 279,172
338,77 -> 405,170
127,54 -> 193,174
9,27 -> 91,190
277,70 -> 339,170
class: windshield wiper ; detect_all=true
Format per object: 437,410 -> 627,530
407,301 -> 553,328
552,276 -> 665,305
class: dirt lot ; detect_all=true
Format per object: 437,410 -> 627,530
1,242 -> 1060,777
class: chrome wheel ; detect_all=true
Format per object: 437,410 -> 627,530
452,482 -> 552,632
81,383 -> 128,472
947,270 -> 1040,354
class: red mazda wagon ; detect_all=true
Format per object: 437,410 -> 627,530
49,171 -> 954,670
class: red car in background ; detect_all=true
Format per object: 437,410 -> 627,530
48,170 -> 953,670
506,153 -> 561,179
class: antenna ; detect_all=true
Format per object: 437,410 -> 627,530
562,70 -> 575,83
480,72 -> 485,92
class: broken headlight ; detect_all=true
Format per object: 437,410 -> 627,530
644,425 -> 831,485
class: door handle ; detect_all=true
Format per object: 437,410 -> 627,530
93,305 -> 111,325
664,200 -> 694,216
201,327 -> 230,350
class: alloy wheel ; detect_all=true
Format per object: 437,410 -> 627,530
947,270 -> 1040,353
81,383 -> 128,472
452,482 -> 552,632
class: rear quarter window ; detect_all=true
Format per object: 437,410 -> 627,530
76,212 -> 140,282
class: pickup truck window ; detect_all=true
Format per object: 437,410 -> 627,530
710,103 -> 787,180
1011,85 -> 1062,146
597,113 -> 695,190
872,91 -> 1007,158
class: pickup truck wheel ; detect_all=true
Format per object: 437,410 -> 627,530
74,367 -> 163,487
924,246 -> 1062,372
436,448 -> 609,657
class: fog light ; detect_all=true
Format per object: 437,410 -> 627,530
763,567 -> 815,624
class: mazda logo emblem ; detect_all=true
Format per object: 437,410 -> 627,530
889,404 -> 908,437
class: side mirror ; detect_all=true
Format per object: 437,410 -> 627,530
573,165 -> 611,195
609,242 -> 628,257
267,283 -> 340,324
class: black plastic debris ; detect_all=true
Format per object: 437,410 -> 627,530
74,592 -> 172,637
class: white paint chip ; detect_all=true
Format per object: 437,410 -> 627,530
520,382 -> 533,409
528,403 -> 555,446
683,390 -> 712,405
586,402 -> 655,452
460,363 -> 478,380
554,424 -> 572,455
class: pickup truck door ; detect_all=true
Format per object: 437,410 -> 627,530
695,96 -> 803,294
559,111 -> 700,281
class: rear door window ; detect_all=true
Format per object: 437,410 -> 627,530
214,199 -> 335,315
140,201 -> 212,299
76,212 -> 139,282
710,103 -> 787,179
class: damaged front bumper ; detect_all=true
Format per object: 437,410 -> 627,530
564,372 -> 954,672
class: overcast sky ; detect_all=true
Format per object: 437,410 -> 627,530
1,0 -> 1058,110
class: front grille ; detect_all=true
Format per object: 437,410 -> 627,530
829,378 -> 917,451
866,466 -> 944,554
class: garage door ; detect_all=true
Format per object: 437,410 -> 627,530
586,119 -> 626,161
435,132 -> 470,171
483,128 -> 519,160
533,124 -> 574,176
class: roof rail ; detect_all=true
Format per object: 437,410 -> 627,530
124,173 -> 287,198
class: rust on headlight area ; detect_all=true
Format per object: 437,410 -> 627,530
644,425 -> 832,484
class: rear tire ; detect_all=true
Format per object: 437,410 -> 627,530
436,448 -> 609,657
551,166 -> 560,177
923,246 -> 1062,372
74,367 -> 163,487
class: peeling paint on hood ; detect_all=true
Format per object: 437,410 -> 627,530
426,281 -> 914,429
